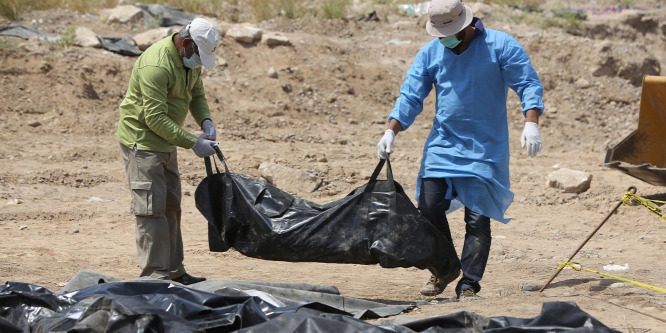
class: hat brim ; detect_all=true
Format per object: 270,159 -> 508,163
426,4 -> 474,37
200,50 -> 215,70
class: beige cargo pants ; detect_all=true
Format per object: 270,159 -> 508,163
120,144 -> 187,279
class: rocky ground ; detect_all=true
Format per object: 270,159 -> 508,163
1,1 -> 665,331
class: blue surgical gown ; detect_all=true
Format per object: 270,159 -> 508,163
389,28 -> 544,223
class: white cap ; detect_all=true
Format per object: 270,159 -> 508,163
425,0 -> 474,37
187,18 -> 219,69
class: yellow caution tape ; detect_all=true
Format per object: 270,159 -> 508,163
558,261 -> 666,294
621,191 -> 666,221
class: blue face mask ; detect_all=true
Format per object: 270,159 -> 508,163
183,43 -> 202,69
440,35 -> 462,49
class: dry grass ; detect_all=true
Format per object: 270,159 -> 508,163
0,0 -> 355,22
484,0 -> 547,7
249,0 -> 306,21
321,0 -> 352,19
0,0 -> 594,28
0,0 -> 116,20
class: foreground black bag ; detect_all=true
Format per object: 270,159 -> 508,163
195,148 -> 460,281
0,278 -> 622,333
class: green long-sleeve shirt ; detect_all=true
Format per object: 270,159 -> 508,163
117,33 -> 211,152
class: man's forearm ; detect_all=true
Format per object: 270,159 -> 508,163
387,118 -> 403,133
525,108 -> 539,124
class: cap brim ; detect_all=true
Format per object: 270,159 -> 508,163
200,50 -> 215,70
426,4 -> 474,37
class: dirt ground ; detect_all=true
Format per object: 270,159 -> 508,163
1,1 -> 665,331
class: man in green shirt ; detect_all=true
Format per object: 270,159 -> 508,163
117,18 -> 219,285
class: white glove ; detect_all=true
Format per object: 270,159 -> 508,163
192,135 -> 218,158
521,122 -> 542,157
201,119 -> 216,141
377,129 -> 395,159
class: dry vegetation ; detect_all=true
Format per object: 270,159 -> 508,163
1,0 -> 592,23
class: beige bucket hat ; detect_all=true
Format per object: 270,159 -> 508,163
425,0 -> 474,37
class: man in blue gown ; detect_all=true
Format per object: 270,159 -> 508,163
377,0 -> 544,298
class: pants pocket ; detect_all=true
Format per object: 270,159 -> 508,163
130,181 -> 153,216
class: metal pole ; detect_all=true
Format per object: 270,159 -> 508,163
539,185 -> 637,292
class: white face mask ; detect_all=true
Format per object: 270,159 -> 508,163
183,43 -> 202,69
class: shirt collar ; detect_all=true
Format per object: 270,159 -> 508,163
168,32 -> 184,68
472,17 -> 484,36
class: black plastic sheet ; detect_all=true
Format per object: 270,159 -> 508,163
1,279 -> 292,332
0,275 -> 621,332
97,36 -> 143,56
401,301 -> 622,332
134,3 -> 199,27
195,149 -> 461,282
54,270 -> 412,320
0,24 -> 59,42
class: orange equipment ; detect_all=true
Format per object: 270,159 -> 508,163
604,75 -> 666,186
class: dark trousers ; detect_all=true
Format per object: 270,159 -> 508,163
418,178 -> 491,296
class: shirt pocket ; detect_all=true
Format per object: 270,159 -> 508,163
130,181 -> 153,216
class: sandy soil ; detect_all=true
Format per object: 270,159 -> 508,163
1,1 -> 665,331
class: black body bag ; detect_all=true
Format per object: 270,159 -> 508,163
195,148 -> 460,281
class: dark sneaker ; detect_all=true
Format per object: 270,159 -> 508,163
172,273 -> 206,285
420,273 -> 458,297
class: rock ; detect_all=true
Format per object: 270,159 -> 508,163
281,82 -> 292,93
547,168 -> 593,193
267,67 -> 278,79
329,166 -> 345,177
133,27 -> 171,51
521,285 -> 543,292
493,245 -> 505,256
392,21 -> 413,31
262,32 -> 291,47
74,27 -> 100,48
574,78 -> 590,89
259,162 -> 322,193
105,5 -> 143,24
227,24 -> 262,44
